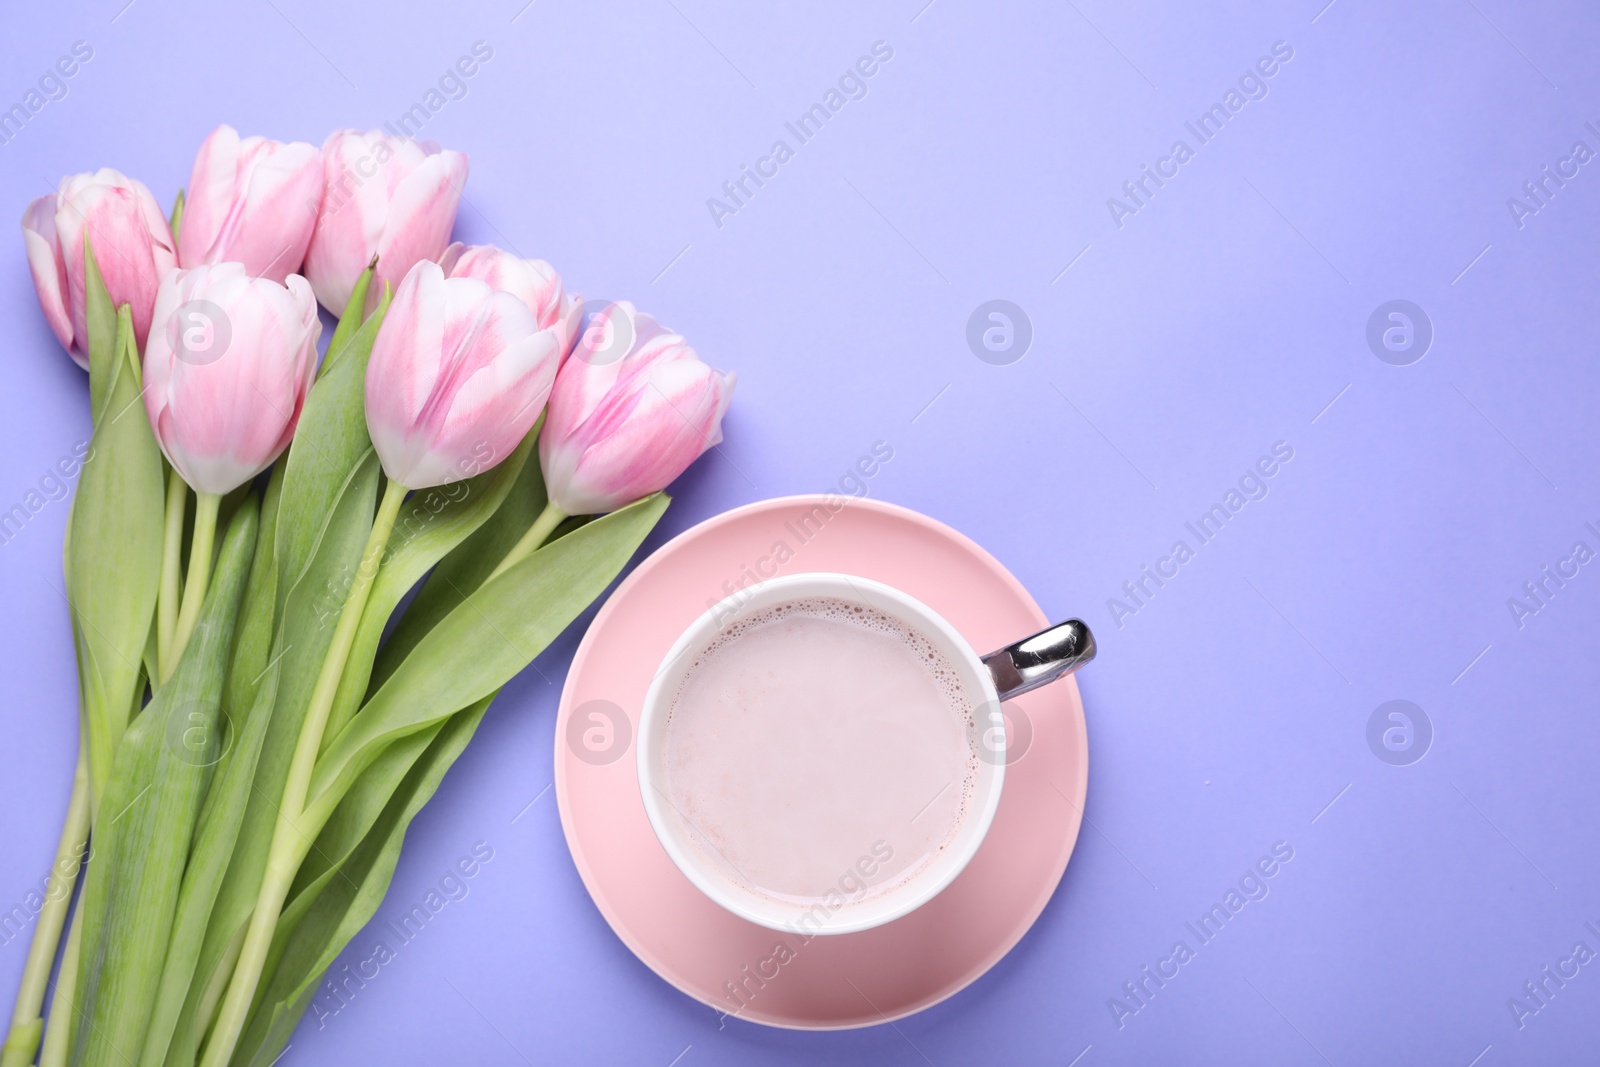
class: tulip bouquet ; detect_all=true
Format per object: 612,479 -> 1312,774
5,125 -> 734,1067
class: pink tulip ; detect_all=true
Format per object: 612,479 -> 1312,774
539,303 -> 735,515
440,242 -> 579,356
143,264 -> 320,495
22,169 -> 176,368
178,124 -> 322,284
365,260 -> 562,490
303,130 -> 468,317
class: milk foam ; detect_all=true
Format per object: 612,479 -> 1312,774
663,597 -> 978,910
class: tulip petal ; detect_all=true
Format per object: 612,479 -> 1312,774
22,194 -> 75,360
537,305 -> 735,515
364,261 -> 448,484
182,126 -> 321,283
442,243 -> 569,331
144,264 -> 320,494
371,149 -> 466,313
57,170 -> 174,354
305,132 -> 466,317
179,124 -> 242,269
305,130 -> 389,312
364,260 -> 563,489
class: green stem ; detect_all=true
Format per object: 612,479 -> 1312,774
35,899 -> 83,1067
193,923 -> 246,1048
166,491 -> 220,682
0,744 -> 90,1067
156,468 -> 187,682
197,477 -> 408,1067
485,501 -> 565,583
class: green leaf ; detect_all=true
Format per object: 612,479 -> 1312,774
225,463 -> 284,721
69,498 -> 258,1067
139,452 -> 277,1067
321,429 -> 535,748
150,278 -> 386,1066
231,445 -> 553,1037
291,443 -> 550,911
318,264 -> 378,381
272,295 -> 386,607
239,722 -> 438,1044
82,235 -> 119,426
285,728 -> 438,921
242,477 -> 665,1064
168,189 -> 184,248
372,428 -> 550,685
143,613 -> 161,698
151,456 -> 380,1067
143,650 -> 280,1067
68,303 -> 165,812
306,493 -> 669,829
232,700 -> 490,1067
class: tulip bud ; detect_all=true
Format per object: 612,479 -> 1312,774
22,169 -> 176,368
440,242 -> 579,356
303,130 -> 468,317
143,264 -> 320,495
364,260 -> 562,490
539,303 -> 735,515
178,124 -> 322,284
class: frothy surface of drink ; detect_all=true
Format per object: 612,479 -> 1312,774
663,597 -> 978,911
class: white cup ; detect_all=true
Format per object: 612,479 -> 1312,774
637,572 -> 1094,935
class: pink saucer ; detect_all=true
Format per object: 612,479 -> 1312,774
553,495 -> 1089,1029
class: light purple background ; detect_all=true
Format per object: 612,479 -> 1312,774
3,1 -> 1599,1064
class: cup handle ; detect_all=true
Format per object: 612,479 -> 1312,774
981,619 -> 1096,702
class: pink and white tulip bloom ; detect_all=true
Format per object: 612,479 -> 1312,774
178,124 -> 323,283
539,303 -> 735,515
22,169 -> 176,368
303,130 -> 468,317
440,242 -> 579,356
365,260 -> 562,490
143,264 -> 320,495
